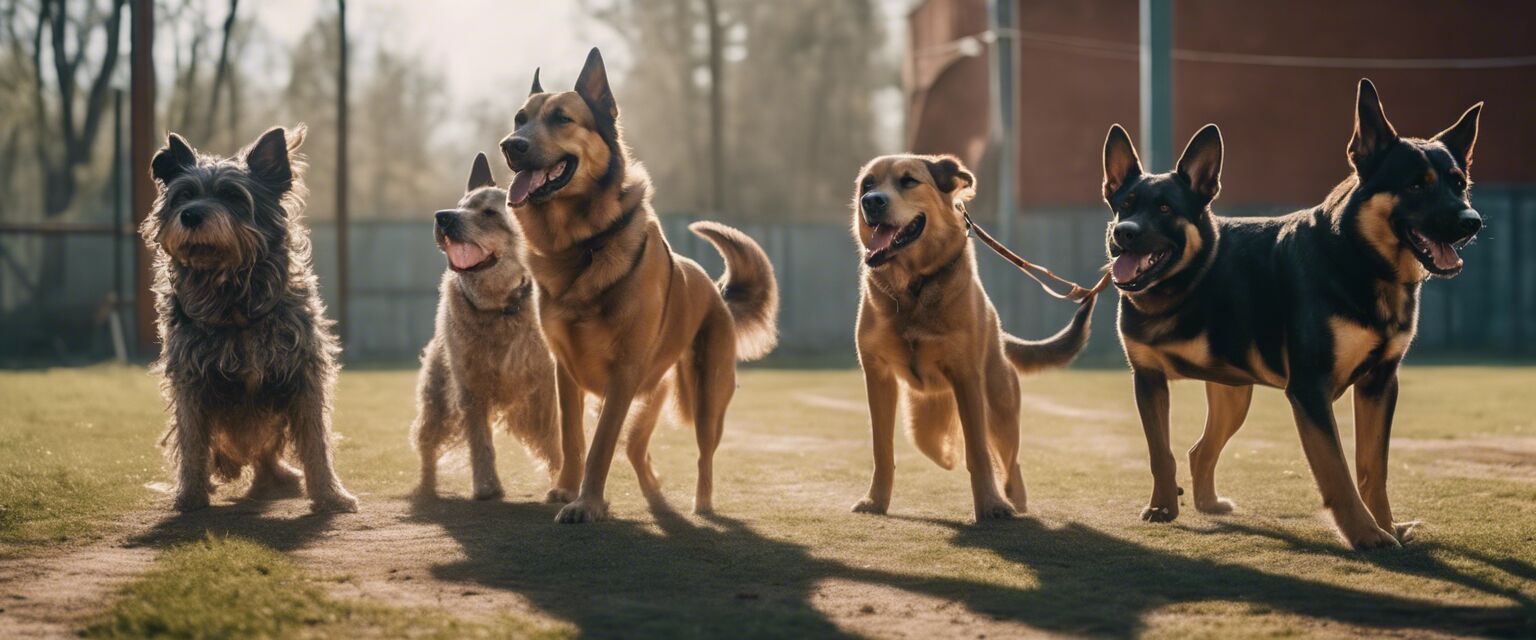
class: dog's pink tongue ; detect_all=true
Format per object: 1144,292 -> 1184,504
1427,240 -> 1462,271
446,241 -> 488,270
867,224 -> 898,253
1112,252 -> 1148,284
507,170 -> 537,207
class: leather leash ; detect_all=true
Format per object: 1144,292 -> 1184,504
963,211 -> 1111,303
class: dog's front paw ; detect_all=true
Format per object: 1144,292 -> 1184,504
1342,523 -> 1401,550
310,490 -> 360,514
974,498 -> 1018,521
1392,521 -> 1421,544
544,487 -> 576,504
555,497 -> 609,524
1140,504 -> 1179,522
1194,497 -> 1235,515
472,484 -> 505,501
851,497 -> 888,515
173,491 -> 210,512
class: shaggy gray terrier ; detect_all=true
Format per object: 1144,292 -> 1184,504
142,126 -> 358,513
411,154 -> 563,501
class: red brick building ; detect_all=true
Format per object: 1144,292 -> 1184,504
906,0 -> 1536,209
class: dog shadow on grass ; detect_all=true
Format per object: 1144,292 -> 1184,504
409,497 -> 1532,638
1204,520 -> 1536,610
125,501 -> 339,553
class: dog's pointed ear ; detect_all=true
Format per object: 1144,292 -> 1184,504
1349,78 -> 1399,175
244,127 -> 293,192
468,153 -> 495,191
152,132 -> 196,184
1434,102 -> 1482,169
1103,124 -> 1143,201
924,155 -> 976,201
575,47 -> 617,122
529,67 -> 544,96
1176,124 -> 1223,203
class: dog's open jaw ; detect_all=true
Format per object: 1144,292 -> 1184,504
864,214 -> 926,268
445,239 -> 496,272
507,157 -> 577,207
1111,248 -> 1171,291
1402,225 -> 1465,275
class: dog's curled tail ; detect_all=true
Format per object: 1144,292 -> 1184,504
690,221 -> 780,361
1003,295 -> 1096,374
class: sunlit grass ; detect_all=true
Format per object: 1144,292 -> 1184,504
2,365 -> 1534,636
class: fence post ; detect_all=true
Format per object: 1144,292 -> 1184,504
1140,0 -> 1173,172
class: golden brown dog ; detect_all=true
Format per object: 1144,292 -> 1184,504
499,48 -> 779,523
851,154 -> 1094,520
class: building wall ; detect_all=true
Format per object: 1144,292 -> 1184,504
909,0 -> 1536,208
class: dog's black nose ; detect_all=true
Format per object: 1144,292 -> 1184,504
861,192 -> 889,222
1112,221 -> 1142,246
434,210 -> 456,228
179,207 -> 205,230
502,137 -> 530,156
1456,209 -> 1482,237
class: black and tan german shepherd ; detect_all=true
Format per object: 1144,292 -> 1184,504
1102,79 -> 1482,549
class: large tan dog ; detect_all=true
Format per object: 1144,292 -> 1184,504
499,48 -> 779,523
851,154 -> 1094,520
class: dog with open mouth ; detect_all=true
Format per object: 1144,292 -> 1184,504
850,154 -> 1095,521
1103,79 -> 1484,549
499,48 -> 779,523
410,153 -> 563,502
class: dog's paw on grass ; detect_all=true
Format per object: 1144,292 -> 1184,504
83,536 -> 570,639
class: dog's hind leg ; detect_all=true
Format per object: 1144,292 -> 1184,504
1190,382 -> 1252,514
686,311 -> 737,516
290,386 -> 359,513
1134,370 -> 1180,522
626,376 -> 672,504
170,395 -> 213,512
986,364 -> 1026,513
1353,362 -> 1413,542
248,431 -> 303,501
460,395 -> 504,501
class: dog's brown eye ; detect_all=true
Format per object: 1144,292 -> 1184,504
860,179 -> 875,193
482,208 -> 497,217
514,113 -> 528,127
899,176 -> 920,189
550,113 -> 572,126
1159,204 -> 1170,213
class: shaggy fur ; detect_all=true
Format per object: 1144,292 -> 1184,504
499,48 -> 779,522
142,126 -> 357,513
411,153 -> 561,501
850,154 -> 1094,521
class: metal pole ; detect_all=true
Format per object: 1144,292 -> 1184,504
1139,0 -> 1173,171
113,88 -> 124,311
987,0 -> 1017,239
335,0 -> 350,348
704,0 -> 725,217
130,0 -> 157,357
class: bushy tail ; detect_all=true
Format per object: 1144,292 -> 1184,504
1003,295 -> 1096,374
689,221 -> 780,361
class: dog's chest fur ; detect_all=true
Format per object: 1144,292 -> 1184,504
163,293 -> 322,406
441,285 -> 548,405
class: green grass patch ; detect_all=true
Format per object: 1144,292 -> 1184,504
84,535 -> 570,639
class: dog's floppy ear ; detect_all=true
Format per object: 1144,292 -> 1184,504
1348,78 -> 1399,175
530,67 -> 544,96
575,47 -> 617,123
244,127 -> 293,192
468,152 -> 495,191
152,133 -> 197,184
1434,102 -> 1482,169
1175,124 -> 1222,203
1103,124 -> 1143,201
924,155 -> 975,200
